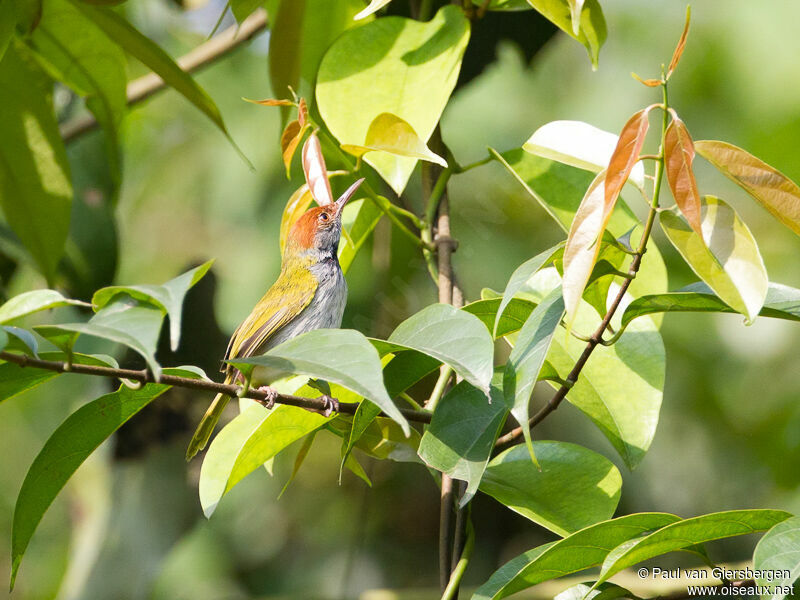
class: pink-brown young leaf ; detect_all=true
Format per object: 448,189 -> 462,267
667,6 -> 691,78
302,133 -> 334,206
244,97 -> 295,107
298,98 -> 308,128
281,120 -> 304,176
664,115 -> 702,235
604,106 -> 654,217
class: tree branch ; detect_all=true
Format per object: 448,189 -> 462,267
0,350 -> 432,424
60,8 -> 269,143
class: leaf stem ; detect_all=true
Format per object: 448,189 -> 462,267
426,365 -> 454,411
452,155 -> 492,173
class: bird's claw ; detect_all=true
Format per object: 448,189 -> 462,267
257,385 -> 279,409
320,395 -> 339,418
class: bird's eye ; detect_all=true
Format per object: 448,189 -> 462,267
319,213 -> 329,222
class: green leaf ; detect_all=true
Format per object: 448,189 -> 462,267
0,1 -> 14,63
753,516 -> 800,600
0,42 -> 72,283
386,303 -> 494,396
504,288 -> 564,462
339,197 -> 382,273
660,196 -> 768,324
31,0 -> 126,189
341,112 -> 447,167
10,369 -> 201,589
0,351 -> 117,404
419,377 -> 507,506
339,399 -> 382,478
92,260 -> 213,351
278,430 -> 317,498
229,328 -> 409,434
348,416 -> 421,462
317,5 -> 470,194
69,1 -> 247,165
0,289 -> 89,324
555,583 -> 637,600
3,325 -> 38,356
230,0 -> 262,23
596,509 -> 794,586
269,0 -> 364,103
354,0 -> 392,20
525,0 -> 606,68
547,299 -> 664,469
199,403 -> 332,517
382,347 -> 441,397
479,441 -> 622,536
495,244 -> 562,336
464,297 -> 537,339
622,282 -> 800,328
474,513 -> 680,600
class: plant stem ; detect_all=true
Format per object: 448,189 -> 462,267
442,511 -> 474,600
495,83 -> 671,450
452,154 -> 492,173
427,365 -> 454,411
0,350 -> 433,424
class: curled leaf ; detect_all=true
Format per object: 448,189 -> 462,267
664,113 -> 702,235
667,6 -> 691,79
341,112 -> 447,168
302,132 -> 334,206
695,140 -> 800,237
297,97 -> 308,127
604,106 -> 654,211
244,97 -> 295,106
631,72 -> 661,87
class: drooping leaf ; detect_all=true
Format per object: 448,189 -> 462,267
354,0 -> 392,20
621,282 -> 800,328
479,441 -> 622,536
525,0 -> 606,68
341,112 -> 447,167
473,513 -> 680,600
660,196 -> 767,324
504,288 -> 564,462
268,0 -> 364,104
228,328 -> 409,434
317,5 -> 469,194
70,1 -> 246,163
91,261 -> 213,351
604,106 -> 653,212
666,6 -> 691,78
279,430 -> 316,498
523,121 -> 645,189
10,367 -> 203,590
0,42 -> 72,283
753,516 -> 800,600
664,114 -> 702,234
302,132 -> 333,205
695,140 -> 800,237
0,289 -> 89,324
385,303 -> 494,396
595,510 -> 793,586
419,377 -> 507,506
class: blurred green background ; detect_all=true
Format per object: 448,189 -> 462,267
3,0 -> 800,598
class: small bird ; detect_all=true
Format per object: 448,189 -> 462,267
186,178 -> 365,460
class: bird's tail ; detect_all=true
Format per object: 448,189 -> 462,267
186,392 -> 231,461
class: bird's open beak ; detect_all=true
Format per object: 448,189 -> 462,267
334,178 -> 365,216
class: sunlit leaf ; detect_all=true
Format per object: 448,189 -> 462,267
664,114 -> 701,234
0,289 -> 89,324
419,376 -> 507,506
0,42 -> 72,283
480,442 -> 621,536
660,196 -> 767,324
317,6 -> 469,194
525,0 -> 605,68
245,97 -> 295,107
595,510 -> 793,587
695,140 -> 800,237
666,6 -> 691,78
566,0 -> 584,35
464,297 -> 537,339
753,516 -> 800,600
297,97 -> 308,127
341,112 -> 447,167
523,121 -> 645,190
474,513 -> 680,600
302,132 -> 333,205
604,106 -> 653,212
354,0 -> 392,20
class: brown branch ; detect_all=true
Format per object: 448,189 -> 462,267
60,8 -> 269,143
0,350 -> 432,424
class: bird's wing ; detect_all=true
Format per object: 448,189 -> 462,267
225,266 -> 318,365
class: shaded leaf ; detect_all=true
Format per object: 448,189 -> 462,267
339,399 -> 382,479
341,112 -> 447,167
386,303 -> 494,395
596,510 -> 793,586
230,0 -> 262,23
666,6 -> 691,78
480,441 -> 622,536
523,121 -> 645,189
660,196 -> 767,323
695,140 -> 800,237
0,42 -> 72,283
753,516 -> 800,600
229,328 -> 409,434
525,0 -> 605,68
3,325 -> 38,356
278,430 -> 317,498
0,289 -> 88,324
474,513 -> 680,600
419,377 -> 507,506
317,6 -> 469,194
664,114 -> 701,234
0,4 -> 13,63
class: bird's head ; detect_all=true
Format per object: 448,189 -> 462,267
285,178 -> 365,260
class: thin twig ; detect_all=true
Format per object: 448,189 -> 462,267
0,350 -> 432,424
60,8 -> 269,143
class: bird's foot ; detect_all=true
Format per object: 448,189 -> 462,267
319,395 -> 339,418
257,385 -> 279,410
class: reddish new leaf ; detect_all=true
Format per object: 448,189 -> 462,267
667,6 -> 691,78
631,72 -> 661,87
298,97 -> 308,128
244,97 -> 295,106
281,119 -> 305,177
604,106 -> 654,218
664,114 -> 702,235
302,132 -> 334,206
695,140 -> 800,237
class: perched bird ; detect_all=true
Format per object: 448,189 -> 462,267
186,178 -> 365,460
